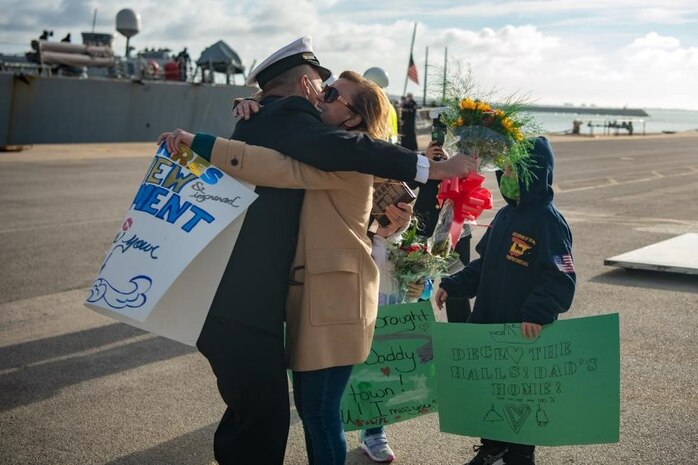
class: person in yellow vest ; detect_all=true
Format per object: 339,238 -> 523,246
363,67 -> 399,144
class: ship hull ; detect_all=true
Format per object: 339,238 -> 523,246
1,72 -> 252,145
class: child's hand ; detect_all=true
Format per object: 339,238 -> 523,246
521,322 -> 542,339
434,288 -> 448,309
406,281 -> 424,300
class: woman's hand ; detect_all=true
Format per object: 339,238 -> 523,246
376,202 -> 413,238
434,288 -> 448,309
521,322 -> 542,339
156,128 -> 194,156
233,99 -> 262,120
425,141 -> 449,161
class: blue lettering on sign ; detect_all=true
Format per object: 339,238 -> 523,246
200,167 -> 223,185
181,205 -> 215,232
131,182 -> 216,233
133,184 -> 169,215
155,192 -> 194,225
162,163 -> 198,194
157,142 -> 224,185
128,151 -> 224,232
99,231 -> 161,273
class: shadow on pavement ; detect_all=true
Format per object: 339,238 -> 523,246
104,423 -> 216,465
0,335 -> 194,412
591,268 -> 698,294
346,446 -> 375,464
0,323 -> 146,370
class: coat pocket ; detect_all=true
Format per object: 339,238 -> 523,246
306,248 -> 362,326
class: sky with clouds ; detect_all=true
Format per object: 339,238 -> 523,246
1,0 -> 697,110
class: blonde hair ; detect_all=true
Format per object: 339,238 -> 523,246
338,70 -> 391,141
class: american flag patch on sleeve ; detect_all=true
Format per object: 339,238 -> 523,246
553,254 -> 575,273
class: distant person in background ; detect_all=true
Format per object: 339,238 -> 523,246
176,47 -> 190,81
400,92 -> 418,150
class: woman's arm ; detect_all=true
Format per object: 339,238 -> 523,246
158,129 -> 354,190
208,135 -> 354,190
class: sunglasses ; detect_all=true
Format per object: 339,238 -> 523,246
322,86 -> 360,114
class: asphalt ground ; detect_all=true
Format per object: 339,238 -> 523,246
0,133 -> 696,465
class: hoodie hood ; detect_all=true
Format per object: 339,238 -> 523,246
496,136 -> 555,207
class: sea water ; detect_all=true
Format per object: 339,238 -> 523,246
417,107 -> 698,136
526,108 -> 698,135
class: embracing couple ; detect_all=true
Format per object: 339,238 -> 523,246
159,36 -> 476,465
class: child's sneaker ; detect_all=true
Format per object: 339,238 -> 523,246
360,430 -> 396,463
463,443 -> 507,465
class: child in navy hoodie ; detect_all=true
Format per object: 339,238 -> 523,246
434,136 -> 576,465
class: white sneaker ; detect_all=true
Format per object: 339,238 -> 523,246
360,430 -> 396,463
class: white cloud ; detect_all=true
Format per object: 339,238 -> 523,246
633,7 -> 697,24
1,0 -> 697,109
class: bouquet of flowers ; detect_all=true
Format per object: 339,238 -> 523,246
430,94 -> 540,251
387,221 -> 456,303
440,97 -> 537,180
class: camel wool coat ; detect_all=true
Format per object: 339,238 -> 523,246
210,138 -> 379,372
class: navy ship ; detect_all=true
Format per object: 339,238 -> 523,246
0,9 -> 252,148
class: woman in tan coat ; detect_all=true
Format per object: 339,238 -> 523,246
160,71 -> 414,465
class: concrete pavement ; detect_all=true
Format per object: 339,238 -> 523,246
1,133 -> 697,464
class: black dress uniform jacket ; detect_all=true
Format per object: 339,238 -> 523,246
203,95 -> 420,336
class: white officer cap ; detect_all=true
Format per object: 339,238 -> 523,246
246,36 -> 332,88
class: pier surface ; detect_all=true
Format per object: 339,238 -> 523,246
1,133 -> 697,465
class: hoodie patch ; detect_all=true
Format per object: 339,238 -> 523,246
553,254 -> 575,273
506,232 -> 536,267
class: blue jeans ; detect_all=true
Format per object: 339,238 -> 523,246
292,365 -> 353,465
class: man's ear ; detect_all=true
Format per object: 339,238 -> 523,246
301,75 -> 315,100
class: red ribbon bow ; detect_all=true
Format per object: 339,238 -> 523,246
437,172 -> 493,248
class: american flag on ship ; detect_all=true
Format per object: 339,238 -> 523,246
553,254 -> 575,273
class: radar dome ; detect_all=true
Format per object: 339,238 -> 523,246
363,67 -> 389,89
116,9 -> 141,39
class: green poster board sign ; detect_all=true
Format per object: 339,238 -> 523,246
341,301 -> 438,431
432,314 -> 620,445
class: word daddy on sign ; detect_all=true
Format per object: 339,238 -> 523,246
85,144 -> 257,344
341,301 -> 438,431
432,314 -> 620,445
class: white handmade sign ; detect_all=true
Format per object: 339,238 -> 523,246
85,143 -> 257,345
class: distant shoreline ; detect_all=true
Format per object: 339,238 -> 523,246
415,129 -> 698,149
545,130 -> 698,142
